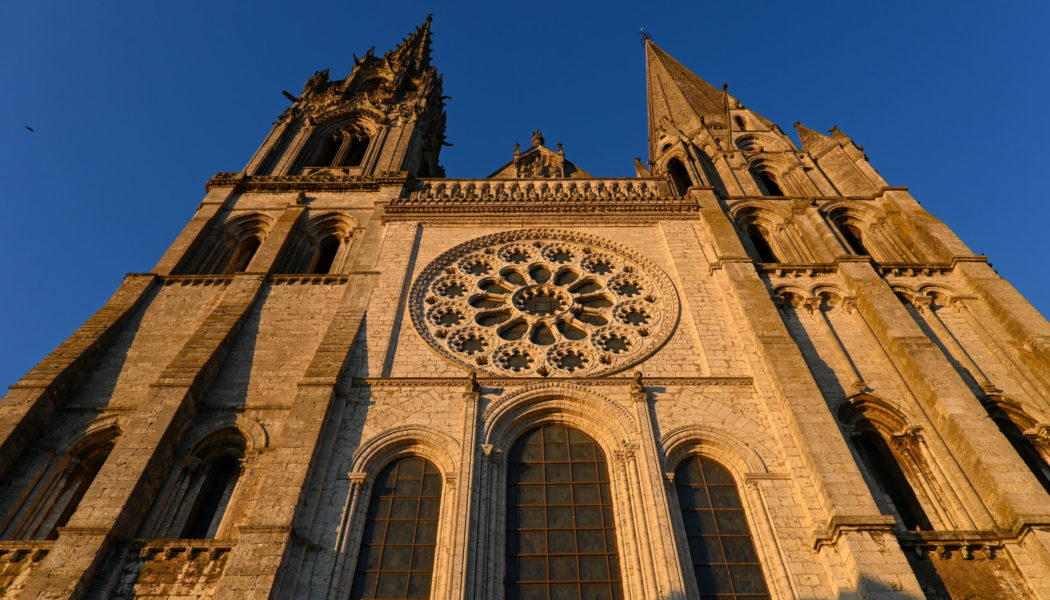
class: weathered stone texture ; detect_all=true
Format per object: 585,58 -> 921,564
4,22 -> 1050,600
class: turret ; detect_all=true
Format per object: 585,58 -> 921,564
245,16 -> 446,178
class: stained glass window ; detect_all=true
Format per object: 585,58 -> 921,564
505,424 -> 623,600
674,456 -> 769,600
351,457 -> 442,599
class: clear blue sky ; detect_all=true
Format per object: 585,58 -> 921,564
2,1 -> 1048,387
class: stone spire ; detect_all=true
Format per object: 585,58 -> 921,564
645,39 -> 731,156
386,14 -> 434,75
794,122 -> 834,153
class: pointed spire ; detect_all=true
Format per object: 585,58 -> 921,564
388,15 -> 434,72
645,39 -> 732,157
794,122 -> 834,153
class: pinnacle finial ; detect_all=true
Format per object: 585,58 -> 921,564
531,129 -> 545,147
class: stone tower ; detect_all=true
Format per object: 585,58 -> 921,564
2,21 -> 1050,600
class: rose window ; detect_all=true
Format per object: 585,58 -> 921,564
409,230 -> 680,376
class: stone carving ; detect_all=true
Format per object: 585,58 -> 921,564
410,229 -> 679,376
407,178 -> 665,203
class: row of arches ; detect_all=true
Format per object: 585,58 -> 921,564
255,106 -> 389,176
735,203 -> 921,264
663,150 -> 788,198
179,212 -> 357,276
0,424 -> 248,543
310,127 -> 373,170
346,424 -> 769,600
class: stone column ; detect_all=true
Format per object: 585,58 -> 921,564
324,472 -> 368,598
446,373 -> 482,599
628,373 -> 687,598
907,296 -> 995,392
951,297 -> 1050,400
476,445 -> 504,600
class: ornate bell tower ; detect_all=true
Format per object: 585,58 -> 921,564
245,16 -> 447,178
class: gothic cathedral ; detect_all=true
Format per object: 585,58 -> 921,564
4,18 -> 1050,600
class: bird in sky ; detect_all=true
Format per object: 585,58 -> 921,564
25,126 -> 34,132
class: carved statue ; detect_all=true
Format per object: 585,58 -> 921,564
465,370 -> 479,394
304,69 -> 330,93
630,371 -> 645,394
531,129 -> 545,147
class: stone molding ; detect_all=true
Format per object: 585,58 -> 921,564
351,376 -> 751,386
205,170 -> 408,192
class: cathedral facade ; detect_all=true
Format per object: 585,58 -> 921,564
4,18 -> 1050,600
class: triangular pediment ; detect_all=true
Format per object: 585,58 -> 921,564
487,130 -> 593,179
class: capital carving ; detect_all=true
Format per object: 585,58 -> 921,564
910,295 -> 932,314
1024,424 -> 1050,455
347,472 -> 368,492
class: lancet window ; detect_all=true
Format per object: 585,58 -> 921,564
308,127 -> 372,169
850,425 -> 931,531
275,212 -> 355,275
674,455 -> 770,599
0,431 -> 116,541
224,236 -> 261,274
986,404 -> 1050,495
667,158 -> 693,196
150,433 -> 245,540
177,213 -> 273,275
755,171 -> 783,196
838,223 -> 869,256
310,235 -> 341,274
350,456 -> 442,600
745,224 -> 779,263
505,424 -> 623,600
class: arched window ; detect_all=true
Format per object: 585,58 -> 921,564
755,172 -> 783,196
181,453 -> 241,539
224,237 -> 261,274
986,407 -> 1050,495
351,457 -> 442,600
43,443 -> 113,540
745,225 -> 779,263
674,456 -> 770,600
0,433 -> 116,541
838,223 -> 869,256
851,428 -> 931,531
313,134 -> 342,167
138,432 -> 246,540
343,135 -> 371,167
667,158 -> 693,196
310,236 -> 341,274
505,424 -> 623,600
